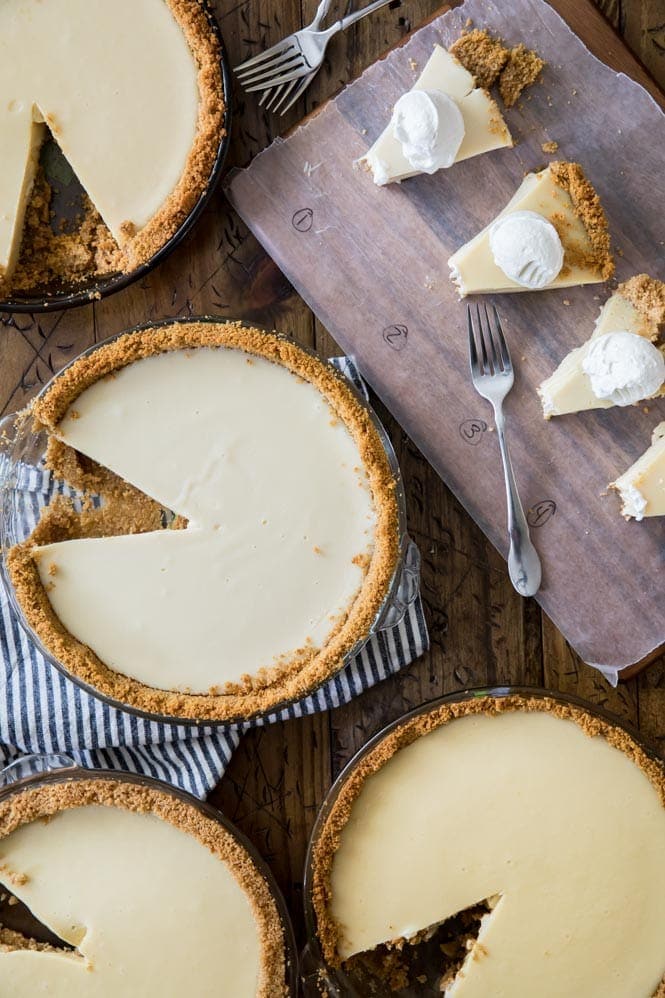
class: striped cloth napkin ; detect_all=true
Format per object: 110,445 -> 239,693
0,359 -> 428,798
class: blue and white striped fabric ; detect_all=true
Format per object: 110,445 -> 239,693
0,359 -> 428,798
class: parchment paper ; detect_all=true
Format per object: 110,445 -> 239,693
227,0 -> 665,682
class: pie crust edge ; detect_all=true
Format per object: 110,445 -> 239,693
6,321 -> 401,722
310,691 -> 665,996
0,776 -> 288,998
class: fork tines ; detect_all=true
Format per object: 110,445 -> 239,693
235,43 -> 304,88
467,303 -> 512,378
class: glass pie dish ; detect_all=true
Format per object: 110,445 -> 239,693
0,318 -> 419,725
300,685 -> 665,997
0,753 -> 299,995
0,0 -> 233,314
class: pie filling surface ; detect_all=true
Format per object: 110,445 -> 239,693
8,323 -> 399,720
0,0 -> 224,288
313,698 -> 665,997
0,780 -> 286,997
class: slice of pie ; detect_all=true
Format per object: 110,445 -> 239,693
448,161 -> 614,295
612,422 -> 665,520
312,695 -> 665,997
360,45 -> 512,186
539,274 -> 665,417
7,322 -> 400,722
0,0 -> 225,291
0,776 -> 287,996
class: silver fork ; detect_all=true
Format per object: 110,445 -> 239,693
235,0 -> 393,95
467,304 -> 542,598
259,0 -> 332,116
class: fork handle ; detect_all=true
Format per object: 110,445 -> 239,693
494,410 -> 542,598
322,0 -> 394,38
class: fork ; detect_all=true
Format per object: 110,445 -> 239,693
235,0 -> 394,95
467,304 -> 542,598
259,0 -> 332,115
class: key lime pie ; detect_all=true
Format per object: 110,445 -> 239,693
0,0 -> 225,291
0,776 -> 287,996
312,694 -> 665,997
359,44 -> 512,186
539,275 -> 665,417
6,322 -> 400,721
612,423 -> 665,521
448,161 -> 614,295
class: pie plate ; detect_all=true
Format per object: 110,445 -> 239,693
0,754 -> 299,994
0,318 -> 417,725
301,685 -> 665,997
0,0 -> 233,314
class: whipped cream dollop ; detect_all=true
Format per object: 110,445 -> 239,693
582,331 -> 665,406
392,89 -> 464,173
489,210 -> 564,289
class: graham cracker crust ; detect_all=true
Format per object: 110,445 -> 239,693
549,160 -> 614,281
617,274 -> 665,330
2,0 -> 225,295
450,28 -> 544,107
311,693 -> 665,993
7,321 -> 400,723
0,776 -> 288,997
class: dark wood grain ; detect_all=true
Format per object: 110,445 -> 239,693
0,0 -> 663,955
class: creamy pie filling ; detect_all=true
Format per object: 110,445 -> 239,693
313,697 -> 665,997
7,323 -> 399,721
0,779 -> 287,997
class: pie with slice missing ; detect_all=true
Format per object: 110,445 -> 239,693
312,695 -> 665,997
0,776 -> 288,996
6,322 -> 400,722
0,0 -> 225,293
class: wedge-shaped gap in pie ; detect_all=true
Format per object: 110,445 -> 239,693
0,881 -> 85,959
342,896 -> 503,996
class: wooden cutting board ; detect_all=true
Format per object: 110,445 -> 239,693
226,0 -> 665,678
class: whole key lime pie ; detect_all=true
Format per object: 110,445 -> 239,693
6,322 -> 400,721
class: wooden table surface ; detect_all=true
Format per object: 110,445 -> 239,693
1,0 -> 663,953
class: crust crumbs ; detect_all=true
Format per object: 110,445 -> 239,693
449,29 -> 509,89
311,694 -> 665,973
0,778 -> 288,997
7,322 -> 400,723
1,0 -> 225,294
9,172 -> 126,293
549,161 -> 614,281
498,44 -> 545,108
617,274 -> 665,329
